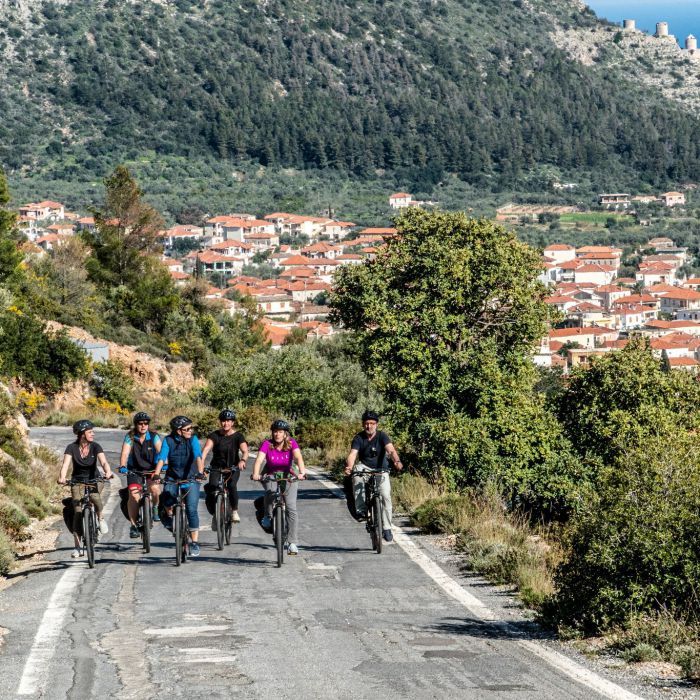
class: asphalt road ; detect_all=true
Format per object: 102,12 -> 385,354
0,428 -> 652,699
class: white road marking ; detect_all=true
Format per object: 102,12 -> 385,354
307,563 -> 338,571
309,468 -> 645,700
177,647 -> 237,663
143,625 -> 230,637
16,487 -> 120,696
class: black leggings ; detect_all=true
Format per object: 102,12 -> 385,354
207,469 -> 240,510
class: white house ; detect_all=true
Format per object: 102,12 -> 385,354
389,193 -> 413,209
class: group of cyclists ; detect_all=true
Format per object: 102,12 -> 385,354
57,409 -> 403,559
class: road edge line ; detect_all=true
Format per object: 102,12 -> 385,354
307,468 -> 645,700
16,487 -> 120,696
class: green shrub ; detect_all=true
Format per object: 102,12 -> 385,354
0,311 -> 88,393
392,473 -> 442,514
3,481 -> 53,518
90,359 -> 135,410
621,644 -> 661,663
0,528 -> 14,575
412,494 -> 476,534
547,434 -> 700,634
676,645 -> 700,681
0,499 -> 29,536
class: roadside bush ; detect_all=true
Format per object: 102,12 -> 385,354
206,344 -> 349,423
391,473 -> 442,514
546,434 -> 700,634
0,310 -> 88,393
3,481 -> 54,518
90,359 -> 136,410
0,528 -> 13,575
0,498 -> 29,536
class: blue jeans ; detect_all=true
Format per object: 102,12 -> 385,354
162,481 -> 201,530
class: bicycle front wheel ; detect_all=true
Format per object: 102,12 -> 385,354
216,494 -> 225,550
141,494 -> 152,553
372,497 -> 383,554
224,498 -> 232,546
83,507 -> 95,568
274,505 -> 284,567
174,504 -> 183,566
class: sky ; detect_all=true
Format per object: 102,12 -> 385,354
585,1 -> 700,43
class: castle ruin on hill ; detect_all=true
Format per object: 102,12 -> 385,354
623,18 -> 699,59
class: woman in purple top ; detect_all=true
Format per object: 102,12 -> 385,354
252,419 -> 306,555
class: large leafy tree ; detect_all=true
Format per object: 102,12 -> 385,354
331,209 -> 578,514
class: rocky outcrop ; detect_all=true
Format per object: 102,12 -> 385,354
45,323 -> 204,407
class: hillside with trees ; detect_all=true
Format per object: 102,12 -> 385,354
2,0 -> 700,213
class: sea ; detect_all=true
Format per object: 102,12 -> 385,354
585,1 -> 700,44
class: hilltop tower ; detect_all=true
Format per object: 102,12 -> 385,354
655,22 -> 669,38
686,34 -> 698,51
623,19 -> 636,31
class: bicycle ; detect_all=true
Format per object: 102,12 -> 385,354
66,477 -> 106,568
350,469 -> 386,554
119,468 -> 155,553
210,467 -> 237,550
161,478 -> 201,566
260,473 -> 298,567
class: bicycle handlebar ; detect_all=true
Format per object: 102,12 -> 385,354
66,476 -> 108,486
259,473 -> 300,483
349,469 -> 387,477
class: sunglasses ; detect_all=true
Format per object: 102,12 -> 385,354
137,421 -> 150,426
181,426 -> 194,432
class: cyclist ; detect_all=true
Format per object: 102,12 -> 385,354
344,410 -> 402,543
153,416 -> 205,557
201,409 -> 248,528
251,419 -> 307,555
120,411 -> 162,539
57,419 -> 114,558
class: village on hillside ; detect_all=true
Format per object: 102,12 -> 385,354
16,196 -> 410,348
17,192 -> 700,367
538,235 -> 700,372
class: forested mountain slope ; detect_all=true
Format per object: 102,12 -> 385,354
1,0 -> 700,194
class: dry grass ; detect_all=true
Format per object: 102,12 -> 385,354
403,476 -> 561,611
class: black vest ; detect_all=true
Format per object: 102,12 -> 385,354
130,433 -> 159,473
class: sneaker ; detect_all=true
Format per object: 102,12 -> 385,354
129,525 -> 140,539
71,547 -> 83,558
190,542 -> 201,557
99,519 -> 109,535
261,515 -> 272,529
152,506 -> 160,522
355,510 -> 367,522
382,529 -> 394,543
161,513 -> 173,531
231,510 -> 240,523
287,543 -> 298,555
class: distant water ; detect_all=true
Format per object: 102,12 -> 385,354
586,1 -> 700,44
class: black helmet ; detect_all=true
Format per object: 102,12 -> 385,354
271,419 -> 290,433
361,410 -> 380,423
73,419 -> 94,435
133,411 -> 151,425
219,409 -> 236,421
170,415 -> 192,432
